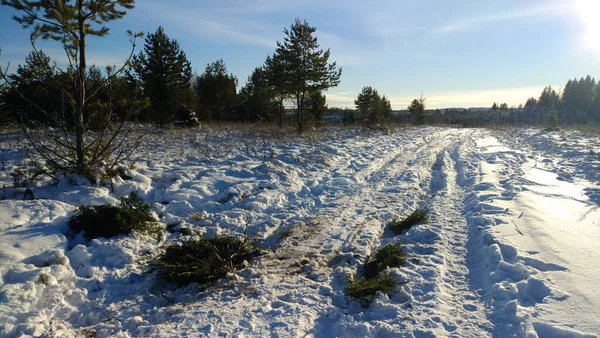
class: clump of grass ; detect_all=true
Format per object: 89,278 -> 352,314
68,192 -> 161,241
154,235 -> 257,287
389,206 -> 430,234
188,212 -> 203,221
346,274 -> 397,307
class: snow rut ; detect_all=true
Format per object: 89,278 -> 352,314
424,139 -> 494,337
241,128 -> 492,337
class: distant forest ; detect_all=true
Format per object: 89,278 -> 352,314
329,76 -> 600,128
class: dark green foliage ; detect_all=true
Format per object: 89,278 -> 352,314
362,260 -> 379,279
238,66 -> 277,122
308,91 -> 327,124
154,236 -> 256,286
363,243 -> 406,279
546,105 -> 559,131
389,207 -> 430,234
373,243 -> 406,270
264,53 -> 288,127
2,50 -> 60,125
194,59 -> 238,121
0,80 -> 10,124
272,19 -> 342,132
408,95 -> 426,125
3,53 -> 142,128
68,192 -> 160,241
0,0 -> 140,177
1,0 -> 134,43
562,76 -> 595,123
133,26 -> 194,126
354,86 -> 392,126
346,274 -> 397,306
342,108 -> 357,125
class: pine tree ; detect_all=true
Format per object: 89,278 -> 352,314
264,53 -> 288,127
273,19 -> 342,133
408,96 -> 426,125
591,82 -> 600,123
194,59 -> 238,121
354,86 -> 391,126
4,50 -> 60,124
307,91 -> 327,124
133,26 -> 193,126
546,104 -> 559,130
0,0 -> 140,178
238,66 -> 277,122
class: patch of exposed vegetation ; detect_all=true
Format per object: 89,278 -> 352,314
68,192 -> 161,241
389,206 -> 430,234
363,243 -> 406,279
154,235 -> 257,287
346,274 -> 397,307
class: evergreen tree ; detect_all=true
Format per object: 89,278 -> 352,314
546,104 -> 559,130
524,97 -> 537,109
307,90 -> 327,124
522,97 -> 540,125
0,0 -> 140,177
562,76 -> 596,123
354,86 -> 392,126
539,86 -> 560,112
3,50 -> 60,124
342,108 -> 357,125
0,74 -> 12,124
591,82 -> 600,123
264,53 -> 288,127
238,66 -> 277,122
133,26 -> 193,126
194,59 -> 238,121
408,95 -> 426,125
539,86 -> 560,127
273,19 -> 342,133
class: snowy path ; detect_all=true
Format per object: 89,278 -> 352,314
1,126 -> 599,337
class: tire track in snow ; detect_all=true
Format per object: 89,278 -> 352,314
251,129 -> 476,336
424,136 -> 494,337
153,128 -> 493,337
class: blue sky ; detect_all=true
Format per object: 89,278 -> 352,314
1,0 -> 600,109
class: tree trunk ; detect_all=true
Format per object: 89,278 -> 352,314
76,0 -> 86,173
278,97 -> 284,128
296,93 -> 303,133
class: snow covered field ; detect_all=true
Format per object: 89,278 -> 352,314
0,125 -> 599,337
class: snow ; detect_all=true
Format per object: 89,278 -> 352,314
0,125 -> 599,337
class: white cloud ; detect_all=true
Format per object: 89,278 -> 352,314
137,2 -> 277,49
433,2 -> 568,35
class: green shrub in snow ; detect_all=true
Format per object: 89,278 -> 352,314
389,206 -> 429,234
363,243 -> 406,279
374,243 -> 406,270
68,192 -> 161,241
346,274 -> 397,307
154,235 -> 257,286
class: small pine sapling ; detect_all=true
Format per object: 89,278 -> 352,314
346,274 -> 397,307
389,205 -> 430,234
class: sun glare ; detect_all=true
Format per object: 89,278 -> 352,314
572,0 -> 600,52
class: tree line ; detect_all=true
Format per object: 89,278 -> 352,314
421,76 -> 600,128
1,18 -> 342,133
